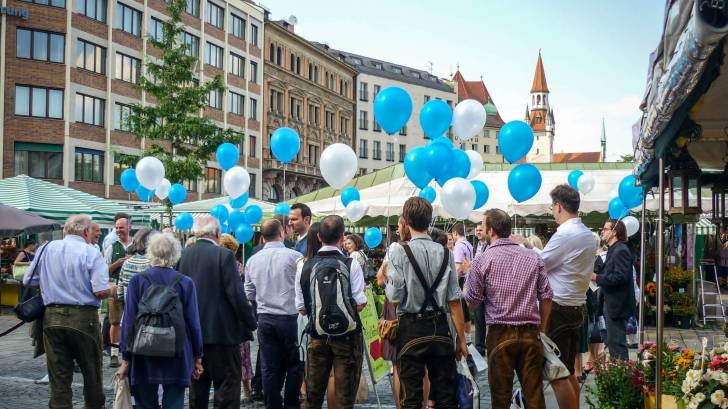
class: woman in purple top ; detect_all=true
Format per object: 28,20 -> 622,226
118,233 -> 204,409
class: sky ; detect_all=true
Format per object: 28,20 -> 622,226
263,0 -> 665,161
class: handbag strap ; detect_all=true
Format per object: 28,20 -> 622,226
20,242 -> 49,299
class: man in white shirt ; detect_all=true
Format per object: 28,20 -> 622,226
519,185 -> 596,409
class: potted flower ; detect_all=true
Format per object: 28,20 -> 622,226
641,341 -> 696,408
665,266 -> 693,293
586,356 -> 644,409
680,341 -> 728,409
669,292 -> 697,329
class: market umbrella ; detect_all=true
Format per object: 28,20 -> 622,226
0,203 -> 60,237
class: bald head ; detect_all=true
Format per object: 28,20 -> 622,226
261,219 -> 283,242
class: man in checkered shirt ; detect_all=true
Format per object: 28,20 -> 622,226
464,208 -> 553,409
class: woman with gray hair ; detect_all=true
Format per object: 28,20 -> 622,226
117,228 -> 158,303
118,233 -> 204,409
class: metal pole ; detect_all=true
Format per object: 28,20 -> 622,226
656,157 -> 665,409
638,193 -> 648,345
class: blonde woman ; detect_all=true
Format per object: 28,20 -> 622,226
527,235 -> 544,250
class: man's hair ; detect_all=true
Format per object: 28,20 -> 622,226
114,212 -> 131,223
64,215 -> 92,236
451,222 -> 466,237
606,219 -> 627,242
550,184 -> 580,214
192,215 -> 220,238
402,197 -> 432,231
291,203 -> 312,222
274,214 -> 290,227
429,228 -> 448,247
261,219 -> 283,242
484,209 -> 512,239
320,215 -> 345,245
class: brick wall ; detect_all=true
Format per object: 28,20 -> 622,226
147,0 -> 170,16
204,108 -> 223,122
69,181 -> 106,197
228,35 -> 245,51
204,24 -> 224,42
180,13 -> 201,30
110,130 -> 141,149
247,119 -> 260,131
204,65 -> 224,80
111,79 -> 141,99
72,13 -> 108,40
228,113 -> 244,127
228,75 -> 245,89
249,45 -> 261,58
113,29 -> 143,50
247,157 -> 260,168
248,82 -> 260,95
71,68 -> 107,92
70,122 -> 106,143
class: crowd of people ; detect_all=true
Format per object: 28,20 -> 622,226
19,183 -> 641,409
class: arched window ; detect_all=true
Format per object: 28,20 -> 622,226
308,62 -> 313,81
537,95 -> 541,105
266,185 -> 278,202
313,66 -> 318,83
276,47 -> 282,65
544,95 -> 547,105
290,53 -> 295,71
532,95 -> 535,105
269,44 -> 275,62
536,115 -> 542,124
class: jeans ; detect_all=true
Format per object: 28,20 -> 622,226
304,333 -> 363,409
189,344 -> 242,409
258,314 -> 304,409
486,325 -> 545,409
132,384 -> 185,409
604,310 -> 629,360
43,305 -> 105,409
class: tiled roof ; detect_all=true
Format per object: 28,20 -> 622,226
553,152 -> 602,163
531,52 -> 549,93
451,71 -> 504,125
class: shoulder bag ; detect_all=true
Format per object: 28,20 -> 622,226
14,243 -> 50,323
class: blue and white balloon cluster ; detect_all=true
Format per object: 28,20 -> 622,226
120,157 -> 187,205
567,170 -> 596,195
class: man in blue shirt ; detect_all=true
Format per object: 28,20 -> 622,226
290,203 -> 311,255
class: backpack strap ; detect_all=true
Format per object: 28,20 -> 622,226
401,243 -> 449,314
165,273 -> 184,290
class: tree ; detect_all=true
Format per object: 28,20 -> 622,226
618,154 -> 635,163
122,0 -> 238,190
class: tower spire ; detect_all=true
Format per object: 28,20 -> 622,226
600,118 -> 607,161
531,51 -> 549,93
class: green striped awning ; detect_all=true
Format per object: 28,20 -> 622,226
0,175 -> 150,227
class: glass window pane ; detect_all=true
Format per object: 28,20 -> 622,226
75,151 -> 82,180
115,4 -> 122,28
48,152 -> 62,179
76,40 -> 84,67
49,90 -> 63,118
672,175 -> 683,208
51,0 -> 64,7
78,0 -> 86,14
33,31 -> 48,60
32,88 -> 47,117
84,96 -> 93,123
98,0 -> 107,21
15,86 -> 29,115
29,152 -> 44,178
75,93 -> 83,121
115,53 -> 122,79
50,34 -> 64,63
14,151 -> 28,176
88,0 -> 96,18
16,29 -> 31,58
97,48 -> 106,73
688,178 -> 699,207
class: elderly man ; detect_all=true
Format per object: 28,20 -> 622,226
24,215 -> 110,409
178,215 -> 256,409
106,213 -> 132,368
86,221 -> 101,250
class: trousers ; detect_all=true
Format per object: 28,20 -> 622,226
189,344 -> 242,409
132,384 -> 185,409
258,314 -> 304,409
603,309 -> 629,360
304,333 -> 363,409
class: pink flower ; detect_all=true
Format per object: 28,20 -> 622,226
668,343 -> 679,352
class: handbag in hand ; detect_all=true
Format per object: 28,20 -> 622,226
540,332 -> 570,381
377,317 -> 399,340
13,243 -> 49,323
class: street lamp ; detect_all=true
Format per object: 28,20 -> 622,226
711,165 -> 728,223
668,167 -> 702,215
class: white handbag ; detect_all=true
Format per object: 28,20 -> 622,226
540,332 -> 570,381
112,374 -> 133,409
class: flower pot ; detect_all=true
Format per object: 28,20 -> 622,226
644,393 -> 682,409
675,315 -> 693,329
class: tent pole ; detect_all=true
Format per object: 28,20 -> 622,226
656,157 -> 665,409
638,193 -> 648,346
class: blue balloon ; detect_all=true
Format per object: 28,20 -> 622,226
373,87 -> 413,134
364,227 -> 383,249
508,164 -> 542,202
419,186 -> 436,203
168,183 -> 187,205
274,202 -> 291,216
451,148 -> 470,179
234,224 -> 254,243
220,222 -> 229,234
618,175 -> 643,209
211,204 -> 229,224
244,205 -> 263,225
568,170 -> 584,190
229,193 -> 249,209
341,187 -> 360,208
419,100 -> 452,139
174,213 -> 194,231
404,147 -> 433,189
608,197 -> 629,219
429,136 -> 454,148
271,127 -> 301,164
228,210 -> 246,231
120,168 -> 139,192
425,143 -> 454,179
215,143 -> 239,170
499,121 -> 535,163
472,180 -> 489,209
135,185 -> 154,202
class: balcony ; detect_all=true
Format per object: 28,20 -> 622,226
262,158 -> 322,177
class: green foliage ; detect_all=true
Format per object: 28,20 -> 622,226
618,154 -> 635,163
586,357 -> 644,409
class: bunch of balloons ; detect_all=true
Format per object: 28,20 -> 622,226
404,137 -> 482,189
174,213 -> 193,231
494,120 -> 542,203
119,158 -> 186,204
607,175 -> 644,220
567,170 -> 596,194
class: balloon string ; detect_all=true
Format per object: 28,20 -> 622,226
283,164 -> 286,202
385,169 -> 394,247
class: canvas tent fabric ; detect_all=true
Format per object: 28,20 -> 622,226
0,203 -> 61,237
144,196 -> 276,229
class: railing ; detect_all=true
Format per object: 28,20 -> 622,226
262,158 -> 321,177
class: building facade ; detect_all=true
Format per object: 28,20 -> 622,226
0,0 -> 265,201
525,51 -> 555,163
262,20 -> 356,201
321,48 -> 457,174
449,71 -> 504,163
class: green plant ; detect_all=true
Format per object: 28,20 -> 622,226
665,266 -> 693,289
586,356 -> 644,409
669,292 -> 695,307
672,306 -> 698,317
640,341 -> 696,397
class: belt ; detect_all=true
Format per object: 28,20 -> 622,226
488,324 -> 539,330
401,311 -> 444,320
553,303 -> 585,310
46,304 -> 98,311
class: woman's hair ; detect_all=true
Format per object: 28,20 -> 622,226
24,240 -> 36,249
219,233 -> 240,254
127,228 -> 157,255
305,222 -> 322,260
429,229 -> 448,247
397,216 -> 411,242
148,233 -> 182,267
346,234 -> 365,252
527,235 -> 543,250
184,236 -> 197,248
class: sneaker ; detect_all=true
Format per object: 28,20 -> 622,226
109,355 -> 120,368
34,374 -> 49,385
74,363 -> 81,373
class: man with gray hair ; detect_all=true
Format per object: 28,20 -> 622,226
178,215 -> 257,409
24,214 -> 110,409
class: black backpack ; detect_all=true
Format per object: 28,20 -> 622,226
309,257 -> 357,337
128,272 -> 186,357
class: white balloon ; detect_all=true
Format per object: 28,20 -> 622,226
441,177 -> 476,220
609,188 -> 619,200
320,143 -> 358,189
577,173 -> 595,194
155,178 -> 171,200
136,156 -> 165,190
223,166 -> 250,199
465,150 -> 483,179
623,215 -> 640,237
452,99 -> 487,141
345,200 -> 367,222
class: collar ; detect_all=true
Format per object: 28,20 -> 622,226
456,237 -> 468,244
297,232 -> 308,243
264,241 -> 286,249
118,236 -> 132,247
197,237 -> 218,246
319,245 -> 344,255
486,238 -> 517,248
65,235 -> 87,244
557,217 -> 582,230
410,232 -> 432,241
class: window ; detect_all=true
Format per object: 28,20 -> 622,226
185,0 -> 199,16
229,53 -> 244,77
249,173 -> 256,197
484,145 -> 490,154
230,14 -> 245,39
249,135 -> 257,158
424,95 -> 430,103
205,167 -> 222,193
308,105 -> 319,126
114,103 -> 133,131
113,153 -> 136,184
399,144 -> 406,162
495,145 -> 500,154
275,46 -> 282,65
250,61 -> 258,83
74,148 -> 104,183
340,117 -> 349,136
14,143 -> 63,179
16,28 -> 65,63
386,142 -> 394,162
359,139 -> 368,159
229,91 -> 243,115
359,110 -> 368,130
471,144 -> 477,151
205,42 -> 223,68
308,144 -> 319,165
19,0 -> 64,7
399,124 -> 407,136
373,84 -> 380,98
115,53 -> 140,83
391,66 -> 402,74
359,82 -> 368,101
76,39 -> 106,74
149,17 -> 165,42
325,111 -> 334,130
206,2 -> 223,28
373,141 -> 381,160
207,88 -> 222,109
373,115 -> 381,132
182,32 -> 199,57
460,143 -> 465,150
182,178 -> 197,192
250,23 -> 258,46
115,3 -> 142,36
77,0 -> 106,22
15,85 -> 63,119
75,93 -> 105,126
249,98 -> 257,120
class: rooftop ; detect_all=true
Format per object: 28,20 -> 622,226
553,152 -> 602,163
451,71 -> 505,125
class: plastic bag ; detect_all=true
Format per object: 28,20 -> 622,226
510,388 -> 525,409
112,374 -> 133,409
456,359 -> 479,409
540,333 -> 570,382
